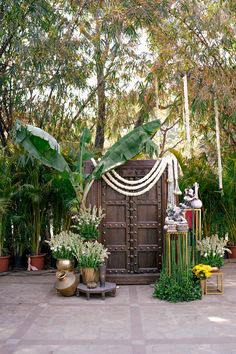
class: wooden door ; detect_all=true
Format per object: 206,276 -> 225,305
85,160 -> 168,284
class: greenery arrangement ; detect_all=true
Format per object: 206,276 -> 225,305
154,266 -> 202,303
72,206 -> 105,241
46,231 -> 82,260
179,154 -> 236,245
74,241 -> 110,269
197,234 -> 231,268
192,264 -> 212,279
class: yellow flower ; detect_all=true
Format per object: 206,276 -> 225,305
192,264 -> 212,279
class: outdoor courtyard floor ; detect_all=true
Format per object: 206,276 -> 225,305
1,261 -> 236,354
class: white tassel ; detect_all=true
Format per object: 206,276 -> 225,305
214,96 -> 223,191
183,74 -> 191,158
173,156 -> 182,195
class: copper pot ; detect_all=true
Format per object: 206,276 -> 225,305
56,259 -> 75,272
55,271 -> 78,296
81,268 -> 99,285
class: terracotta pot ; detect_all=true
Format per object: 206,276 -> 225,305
228,246 -> 236,259
55,271 -> 79,296
0,255 -> 10,272
56,259 -> 75,272
28,254 -> 46,270
81,267 -> 99,285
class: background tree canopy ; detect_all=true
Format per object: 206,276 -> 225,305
1,0 -> 235,156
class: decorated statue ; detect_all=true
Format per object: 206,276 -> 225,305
164,204 -> 188,232
183,182 -> 202,209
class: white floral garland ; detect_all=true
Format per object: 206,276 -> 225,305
91,155 -> 181,199
111,159 -> 160,185
104,159 -> 166,191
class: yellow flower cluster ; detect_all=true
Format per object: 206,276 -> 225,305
192,264 -> 212,279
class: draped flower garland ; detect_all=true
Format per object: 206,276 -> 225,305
91,154 -> 182,205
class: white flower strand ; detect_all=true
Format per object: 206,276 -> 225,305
101,162 -> 167,196
92,157 -> 170,196
110,159 -> 161,185
173,156 -> 182,195
167,160 -> 175,207
104,158 -> 167,191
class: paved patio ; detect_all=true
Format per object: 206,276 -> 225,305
0,262 -> 236,354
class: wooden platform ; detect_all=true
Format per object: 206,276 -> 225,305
76,282 -> 117,300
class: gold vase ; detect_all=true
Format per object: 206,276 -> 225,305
55,271 -> 78,296
81,267 -> 99,286
56,259 -> 75,272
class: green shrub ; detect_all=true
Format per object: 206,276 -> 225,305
153,267 -> 202,303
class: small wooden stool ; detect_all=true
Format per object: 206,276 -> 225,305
76,282 -> 117,300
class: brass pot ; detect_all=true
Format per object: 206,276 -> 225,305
56,259 -> 75,272
81,267 -> 99,285
55,271 -> 78,296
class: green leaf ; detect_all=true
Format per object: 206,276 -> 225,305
91,120 -> 161,180
77,128 -> 92,175
13,121 -> 70,173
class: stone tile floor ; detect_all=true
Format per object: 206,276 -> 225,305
0,261 -> 236,354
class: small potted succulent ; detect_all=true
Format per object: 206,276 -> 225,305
46,231 -> 83,271
197,234 -> 231,269
73,240 -> 110,287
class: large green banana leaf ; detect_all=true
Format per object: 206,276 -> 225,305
13,121 -> 70,173
90,119 -> 161,180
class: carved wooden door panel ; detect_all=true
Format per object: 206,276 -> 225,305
99,161 -> 167,284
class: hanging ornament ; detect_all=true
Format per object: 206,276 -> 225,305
214,96 -> 223,192
183,74 -> 191,158
173,156 -> 182,196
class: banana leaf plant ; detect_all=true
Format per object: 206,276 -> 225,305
82,119 -> 161,203
13,119 -> 161,208
13,121 -> 70,173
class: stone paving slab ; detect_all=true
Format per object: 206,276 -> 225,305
0,261 -> 236,354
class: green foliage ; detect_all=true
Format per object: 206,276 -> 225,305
179,153 -> 236,241
91,119 -> 160,180
154,267 -> 202,303
200,254 -> 223,269
13,121 -> 70,173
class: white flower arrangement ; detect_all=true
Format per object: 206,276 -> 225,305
72,205 -> 105,241
46,231 -> 83,260
73,240 -> 110,268
197,234 -> 231,268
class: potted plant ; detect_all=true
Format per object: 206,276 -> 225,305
0,153 -> 13,272
0,198 -> 11,272
73,241 -> 110,287
197,234 -> 231,268
15,160 -> 52,270
192,264 -> 213,295
72,205 -> 105,241
46,231 -> 82,271
223,211 -> 236,258
10,212 -> 30,268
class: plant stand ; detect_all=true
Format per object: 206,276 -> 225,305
76,282 -> 116,300
205,271 -> 224,295
184,208 -> 202,263
165,232 -> 189,275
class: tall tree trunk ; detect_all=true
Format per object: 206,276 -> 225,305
95,62 -> 106,150
94,10 -> 106,151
